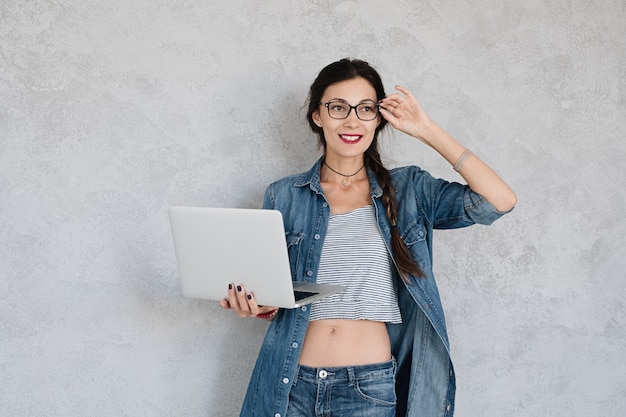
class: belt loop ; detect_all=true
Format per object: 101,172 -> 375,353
347,366 -> 356,384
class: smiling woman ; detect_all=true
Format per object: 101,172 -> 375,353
219,58 -> 516,417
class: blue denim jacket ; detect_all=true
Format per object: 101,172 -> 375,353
239,158 -> 510,417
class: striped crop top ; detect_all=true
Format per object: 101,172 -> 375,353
309,205 -> 402,324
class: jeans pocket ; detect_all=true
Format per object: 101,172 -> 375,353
354,375 -> 397,406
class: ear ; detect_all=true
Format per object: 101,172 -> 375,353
312,111 -> 322,127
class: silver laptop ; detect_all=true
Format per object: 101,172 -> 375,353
168,206 -> 345,309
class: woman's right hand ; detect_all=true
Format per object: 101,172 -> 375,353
219,283 -> 278,319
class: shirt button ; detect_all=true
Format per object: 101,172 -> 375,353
319,370 -> 327,379
301,306 -> 307,312
314,234 -> 320,240
306,270 -> 313,276
274,414 -> 281,417
447,404 -> 451,412
282,378 -> 289,384
292,342 -> 298,348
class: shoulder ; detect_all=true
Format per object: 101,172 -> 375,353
389,164 -> 424,177
267,159 -> 321,190
269,171 -> 307,187
263,163 -> 321,210
389,164 -> 436,190
265,171 -> 310,198
388,164 -> 466,210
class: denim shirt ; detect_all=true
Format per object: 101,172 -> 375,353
239,158 -> 510,417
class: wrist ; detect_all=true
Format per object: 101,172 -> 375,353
453,149 -> 473,172
414,121 -> 441,148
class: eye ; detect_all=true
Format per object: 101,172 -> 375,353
330,102 -> 348,112
358,103 -> 377,113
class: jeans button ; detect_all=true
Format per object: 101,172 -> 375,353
319,369 -> 327,379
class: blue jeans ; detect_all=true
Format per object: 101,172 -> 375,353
286,358 -> 397,417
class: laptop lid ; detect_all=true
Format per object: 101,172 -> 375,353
168,206 -> 345,309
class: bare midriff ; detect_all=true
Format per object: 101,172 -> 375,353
298,319 -> 391,367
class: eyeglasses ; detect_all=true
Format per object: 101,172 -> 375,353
319,100 -> 380,121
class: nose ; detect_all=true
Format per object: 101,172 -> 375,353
343,108 -> 360,124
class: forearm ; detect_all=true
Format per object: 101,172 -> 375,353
421,122 -> 517,212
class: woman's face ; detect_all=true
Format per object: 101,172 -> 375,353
312,77 -> 380,162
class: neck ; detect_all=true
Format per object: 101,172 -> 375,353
322,158 -> 366,187
323,154 -> 365,171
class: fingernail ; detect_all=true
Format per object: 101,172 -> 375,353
237,285 -> 242,292
247,294 -> 252,300
228,283 -> 233,290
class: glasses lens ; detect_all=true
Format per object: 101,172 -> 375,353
356,103 -> 378,120
327,101 -> 350,119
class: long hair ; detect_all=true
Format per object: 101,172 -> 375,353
306,58 -> 425,280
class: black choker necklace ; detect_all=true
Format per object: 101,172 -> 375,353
323,160 -> 365,187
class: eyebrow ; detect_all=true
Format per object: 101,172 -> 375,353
327,98 -> 378,104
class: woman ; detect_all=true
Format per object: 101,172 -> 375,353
220,58 -> 516,417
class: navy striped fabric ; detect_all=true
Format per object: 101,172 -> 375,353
309,205 -> 401,324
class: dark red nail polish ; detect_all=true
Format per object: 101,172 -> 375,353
237,285 -> 242,292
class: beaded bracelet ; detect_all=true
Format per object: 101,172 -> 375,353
256,308 -> 279,320
453,149 -> 473,172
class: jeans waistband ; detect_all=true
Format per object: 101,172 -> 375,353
296,357 -> 396,383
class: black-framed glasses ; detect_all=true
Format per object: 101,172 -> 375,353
320,100 -> 380,121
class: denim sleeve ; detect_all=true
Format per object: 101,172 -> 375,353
262,183 -> 275,210
463,188 -> 514,225
402,166 -> 512,229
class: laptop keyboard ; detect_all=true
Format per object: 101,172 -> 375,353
294,290 -> 319,301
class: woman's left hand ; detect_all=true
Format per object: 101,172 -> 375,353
379,85 -> 435,146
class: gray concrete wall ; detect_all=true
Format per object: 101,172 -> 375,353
1,1 -> 624,416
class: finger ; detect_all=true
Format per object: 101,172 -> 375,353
379,106 -> 399,125
379,103 -> 392,114
245,292 -> 261,316
380,95 -> 401,106
227,283 -> 244,312
219,298 -> 231,309
381,98 -> 406,112
394,85 -> 413,98
235,284 -> 253,317
378,97 -> 397,110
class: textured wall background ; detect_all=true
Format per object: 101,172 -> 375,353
1,0 -> 624,416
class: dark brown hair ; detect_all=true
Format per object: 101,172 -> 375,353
306,58 -> 424,280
